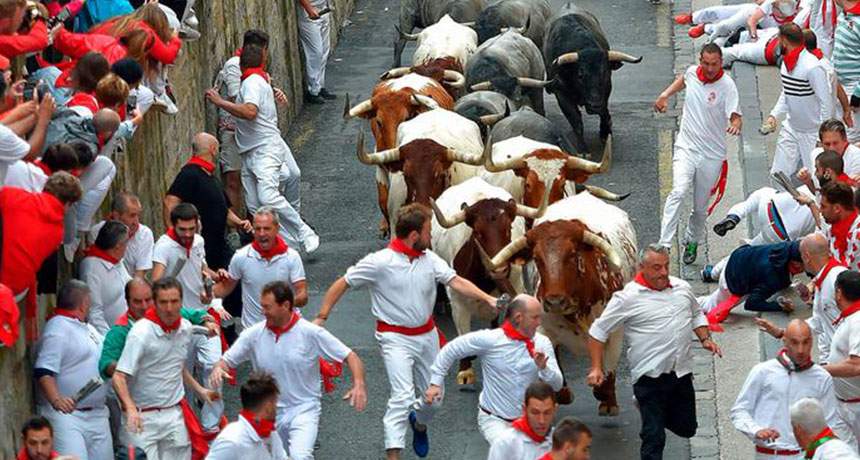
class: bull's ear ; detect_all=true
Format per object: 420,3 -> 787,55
511,247 -> 533,265
386,160 -> 404,172
610,61 -> 624,71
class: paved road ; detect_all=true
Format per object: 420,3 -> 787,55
224,0 -> 686,458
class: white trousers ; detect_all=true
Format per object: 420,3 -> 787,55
753,452 -> 802,460
699,257 -> 731,313
838,400 -> 860,450
186,332 -> 223,431
64,156 -> 116,244
377,330 -> 442,450
123,404 -> 190,460
39,404 -> 112,460
722,28 -> 780,67
726,187 -> 785,245
241,140 -> 315,248
659,146 -> 725,246
697,4 -> 758,38
476,409 -> 512,445
844,82 -> 860,143
770,123 -> 819,181
297,14 -> 331,95
276,402 -> 321,460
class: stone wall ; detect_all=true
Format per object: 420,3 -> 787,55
0,0 -> 354,455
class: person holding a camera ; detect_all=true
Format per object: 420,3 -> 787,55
0,0 -> 49,60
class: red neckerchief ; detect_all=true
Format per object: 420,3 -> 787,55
501,320 -> 535,357
186,156 -> 216,174
536,454 -> 554,460
66,92 -> 99,114
633,272 -> 672,291
834,300 -> 860,326
144,307 -> 180,333
32,160 -> 52,176
388,238 -> 424,261
773,12 -> 797,24
16,449 -> 59,460
240,409 -> 275,438
241,67 -> 270,82
830,211 -> 858,262
83,245 -> 120,265
814,258 -> 845,290
234,47 -> 242,57
811,48 -> 824,59
805,427 -> 837,459
267,311 -> 299,343
837,173 -> 856,186
776,347 -> 813,373
783,46 -> 804,72
52,308 -> 83,322
696,65 -> 724,84
252,236 -> 289,260
511,414 -> 546,443
167,227 -> 192,257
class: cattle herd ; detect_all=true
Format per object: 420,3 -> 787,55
344,0 -> 642,414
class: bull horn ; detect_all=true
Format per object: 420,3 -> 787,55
442,70 -> 465,88
470,81 -> 493,91
478,112 -> 505,126
380,67 -> 411,80
430,198 -> 466,228
356,130 -> 401,165
486,235 -> 529,269
446,147 -> 484,165
482,135 -> 527,172
607,50 -> 643,63
516,77 -> 554,88
565,134 -> 612,173
501,14 -> 530,35
411,93 -> 439,110
552,52 -> 579,67
582,230 -> 622,272
582,184 -> 630,201
459,21 -> 475,27
395,25 -> 419,41
515,201 -> 546,220
346,94 -> 374,119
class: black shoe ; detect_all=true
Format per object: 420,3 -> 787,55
304,93 -> 325,105
713,214 -> 740,237
319,88 -> 337,100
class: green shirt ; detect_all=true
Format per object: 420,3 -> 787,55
98,308 -> 209,379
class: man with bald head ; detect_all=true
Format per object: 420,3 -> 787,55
732,319 -> 854,458
424,294 -> 563,445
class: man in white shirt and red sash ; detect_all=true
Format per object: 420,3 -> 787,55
80,221 -> 132,335
486,381 -> 557,460
819,183 -> 860,271
823,270 -> 860,444
587,244 -> 723,460
731,319 -> 853,459
791,398 -> 860,460
316,203 -> 497,460
206,372 -> 288,460
535,417 -> 593,460
655,43 -> 742,265
210,280 -> 367,460
423,294 -> 563,445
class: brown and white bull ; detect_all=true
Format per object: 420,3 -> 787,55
479,192 -> 637,414
430,177 -> 546,384
396,14 -> 478,72
356,109 -> 486,229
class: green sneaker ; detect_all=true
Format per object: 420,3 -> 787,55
683,241 -> 698,265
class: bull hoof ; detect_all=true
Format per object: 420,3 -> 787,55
456,368 -> 476,385
556,386 -> 574,405
598,402 -> 620,416
378,219 -> 390,239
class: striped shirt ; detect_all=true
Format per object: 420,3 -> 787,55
771,50 -> 833,131
832,6 -> 860,96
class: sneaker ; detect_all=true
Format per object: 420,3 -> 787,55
701,264 -> 715,283
409,411 -> 429,458
303,233 -> 320,254
319,88 -> 337,100
713,215 -> 740,237
674,13 -> 693,25
688,24 -> 706,39
152,91 -> 179,115
683,241 -> 698,265
304,93 -> 325,105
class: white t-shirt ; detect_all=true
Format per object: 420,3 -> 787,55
227,244 -> 306,328
812,144 -> 860,178
812,438 -> 860,460
827,313 -> 860,399
4,160 -> 47,191
809,264 -> 846,360
206,415 -> 288,460
80,256 -> 132,335
676,65 -> 741,160
0,124 -> 31,184
115,318 -> 192,409
216,56 -> 241,130
90,221 -> 154,275
35,316 -> 106,409
222,318 -> 352,410
344,248 -> 457,327
235,74 -> 281,153
486,427 -> 552,460
153,233 -> 207,310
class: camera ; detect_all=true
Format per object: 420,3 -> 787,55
46,6 -> 72,29
22,79 -> 50,102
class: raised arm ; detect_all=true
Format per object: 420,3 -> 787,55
654,73 -> 686,113
314,277 -> 350,326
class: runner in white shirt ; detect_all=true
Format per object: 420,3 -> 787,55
90,192 -> 154,277
210,280 -> 367,460
655,44 -> 742,265
823,270 -> 860,443
587,245 -> 723,460
34,280 -> 112,459
204,44 -> 320,253
206,373 -> 288,460
4,143 -> 79,192
816,183 -> 860,271
710,185 -> 815,248
315,203 -> 497,460
113,277 -> 219,460
731,320 -> 854,459
214,208 -> 307,329
535,417 -> 593,460
486,381 -> 557,460
791,398 -> 860,460
424,294 -> 563,445
80,221 -> 132,335
803,120 -> 860,181
678,0 -> 800,41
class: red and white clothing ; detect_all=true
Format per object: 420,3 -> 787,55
153,233 -> 207,310
804,0 -> 838,58
34,315 -> 112,460
4,160 -> 49,191
824,213 -> 860,270
115,317 -> 193,459
725,186 -> 815,245
809,437 -> 860,459
80,253 -> 132,336
90,220 -> 155,275
206,413 -> 288,460
812,145 -> 860,178
826,310 -> 860,442
222,317 -> 352,460
695,1 -> 801,39
62,156 -> 116,252
810,260 -> 847,361
486,424 -> 552,460
721,27 -> 782,67
730,359 -> 854,459
226,243 -> 306,329
659,65 -> 740,246
344,244 -> 457,450
428,328 -> 563,444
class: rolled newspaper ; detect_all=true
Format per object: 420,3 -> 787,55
72,377 -> 104,404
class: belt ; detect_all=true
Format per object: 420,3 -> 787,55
75,407 -> 95,412
139,403 -> 180,413
767,200 -> 789,241
376,317 -> 436,336
479,406 -> 515,423
839,397 -> 860,403
755,446 -> 801,455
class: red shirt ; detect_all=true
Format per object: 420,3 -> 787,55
0,21 -> 48,58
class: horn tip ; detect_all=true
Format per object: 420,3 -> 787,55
342,93 -> 351,119
616,192 -> 631,201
